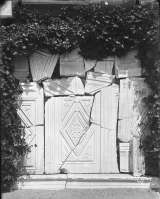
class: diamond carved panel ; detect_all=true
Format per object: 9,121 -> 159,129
66,112 -> 87,146
60,97 -> 94,157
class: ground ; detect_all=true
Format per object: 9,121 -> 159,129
2,189 -> 160,199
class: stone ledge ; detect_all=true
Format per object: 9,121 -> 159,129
17,174 -> 152,190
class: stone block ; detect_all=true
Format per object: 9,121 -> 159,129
85,72 -> 113,94
43,76 -> 85,96
94,57 -> 114,75
60,49 -> 85,77
84,59 -> 97,72
119,142 -> 132,173
30,51 -> 58,81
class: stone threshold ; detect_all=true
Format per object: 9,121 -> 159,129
17,174 -> 155,190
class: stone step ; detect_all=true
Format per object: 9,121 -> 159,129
17,174 -> 152,190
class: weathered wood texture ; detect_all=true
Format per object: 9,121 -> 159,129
118,78 -> 150,142
17,83 -> 44,174
60,49 -> 85,77
30,51 -> 58,81
43,76 -> 84,96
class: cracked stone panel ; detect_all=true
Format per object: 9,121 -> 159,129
30,51 -> 58,81
43,76 -> 85,96
85,72 -> 113,94
84,59 -> 97,72
17,82 -> 44,174
116,50 -> 142,78
60,49 -> 85,77
100,84 -> 119,173
94,57 -> 114,75
45,96 -> 100,173
90,84 -> 119,173
118,78 -> 150,142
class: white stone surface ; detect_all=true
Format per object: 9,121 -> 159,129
85,72 -> 113,94
17,83 -> 44,174
45,96 -> 101,173
119,142 -> 132,173
118,78 -> 150,142
100,84 -> 119,173
17,174 -> 151,190
60,49 -> 85,77
43,76 -> 85,96
30,51 -> 58,81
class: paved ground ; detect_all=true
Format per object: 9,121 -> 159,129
2,189 -> 160,199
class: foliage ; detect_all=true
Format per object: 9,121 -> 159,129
139,40 -> 160,153
0,3 -> 157,69
0,71 -> 29,192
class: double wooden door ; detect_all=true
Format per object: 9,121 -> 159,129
18,83 -> 119,174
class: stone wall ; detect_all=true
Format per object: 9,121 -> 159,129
13,48 -> 150,175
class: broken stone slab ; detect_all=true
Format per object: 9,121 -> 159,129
43,76 -> 85,96
89,84 -> 119,173
119,142 -> 132,173
84,59 -> 97,72
116,50 -> 142,78
85,72 -> 113,94
60,48 -> 85,77
13,55 -> 29,82
118,78 -> 150,142
30,50 -> 59,81
94,57 -> 115,75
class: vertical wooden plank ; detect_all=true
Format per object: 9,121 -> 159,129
17,83 -> 44,174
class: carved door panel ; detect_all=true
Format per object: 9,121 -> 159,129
17,83 -> 44,174
45,96 -> 101,173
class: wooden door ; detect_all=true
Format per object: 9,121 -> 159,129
45,96 -> 101,173
17,83 -> 44,174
